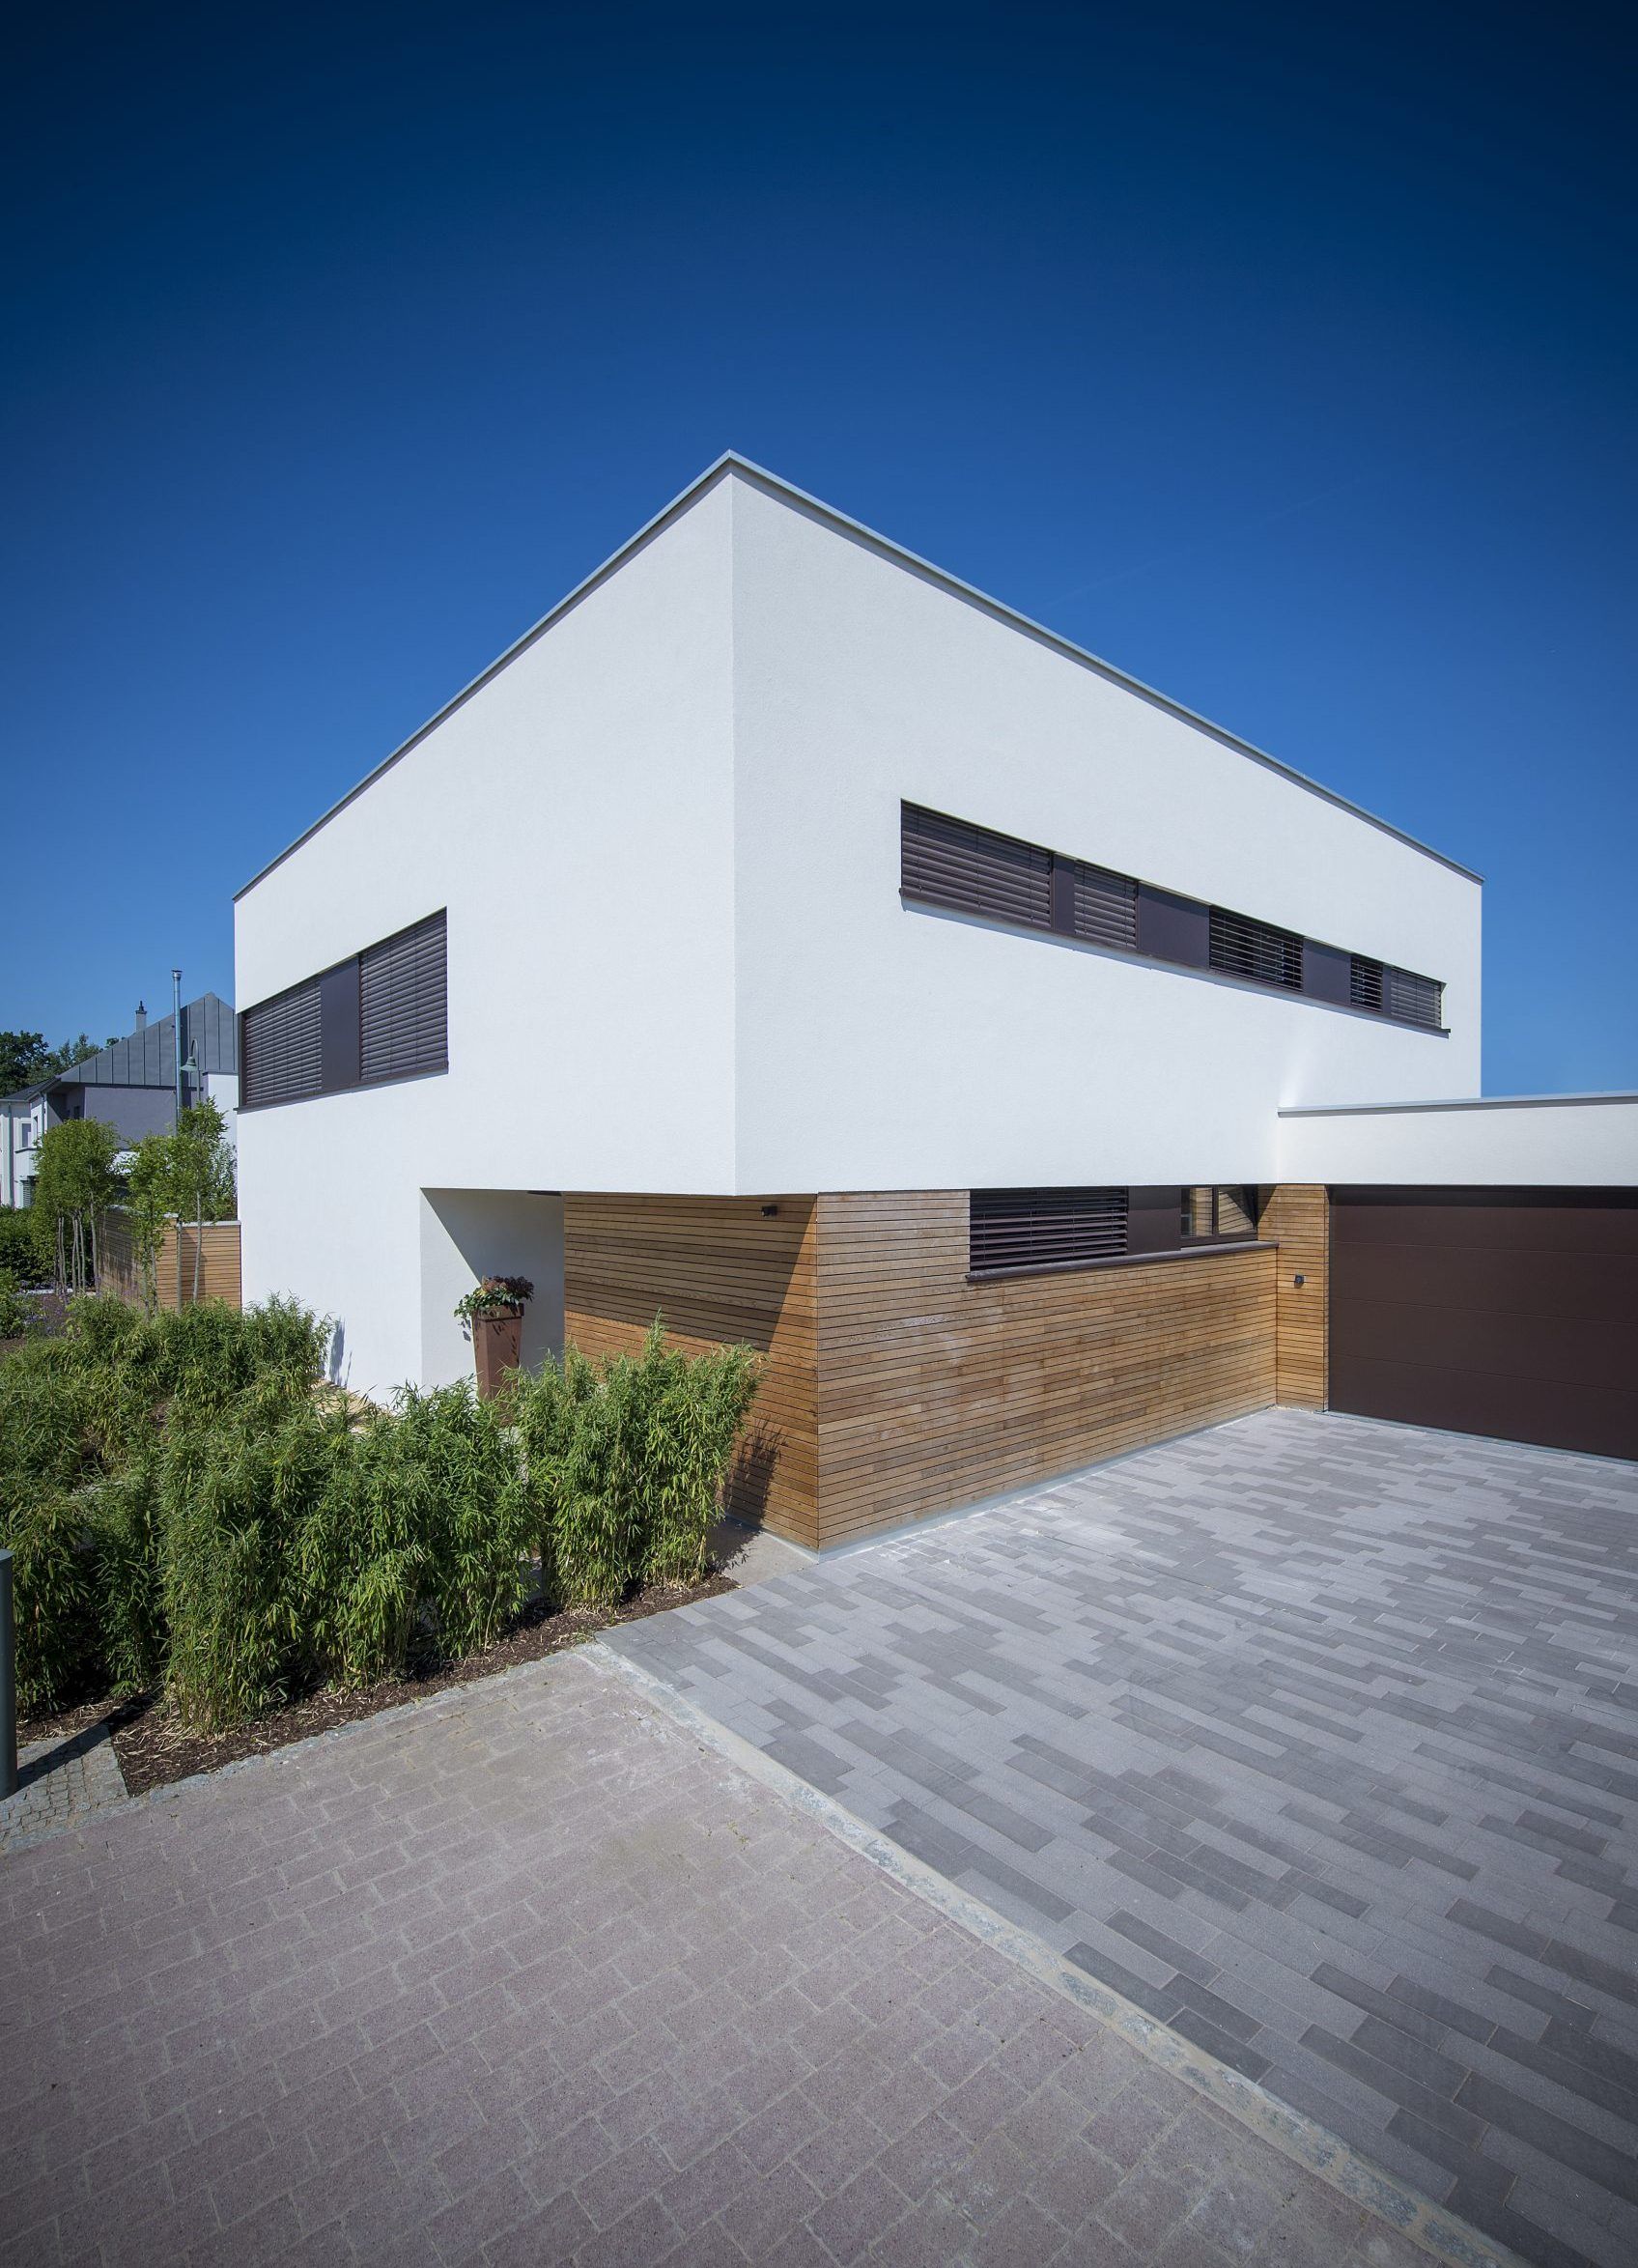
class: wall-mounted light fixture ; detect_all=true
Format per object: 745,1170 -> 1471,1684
1293,1273 -> 1305,1289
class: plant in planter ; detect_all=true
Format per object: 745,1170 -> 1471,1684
454,1277 -> 534,1400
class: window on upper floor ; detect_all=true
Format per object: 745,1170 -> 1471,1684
900,802 -> 1139,951
1350,954 -> 1444,1032
1069,859 -> 1140,951
901,803 -> 1053,930
900,801 -> 1446,1035
360,911 -> 449,1087
240,975 -> 323,1109
1388,965 -> 1444,1031
240,909 -> 447,1110
1207,907 -> 1303,991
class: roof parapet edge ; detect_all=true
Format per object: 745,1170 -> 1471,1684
236,450 -> 1482,900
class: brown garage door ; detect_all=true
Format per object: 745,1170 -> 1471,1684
1329,1186 -> 1638,1461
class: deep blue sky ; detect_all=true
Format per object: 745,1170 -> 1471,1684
5,1 -> 1633,1092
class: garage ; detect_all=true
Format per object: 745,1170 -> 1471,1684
1329,1184 -> 1638,1461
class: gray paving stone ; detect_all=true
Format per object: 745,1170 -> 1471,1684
0,1720 -> 129,1854
1,1643 -> 1420,2268
608,1406 -> 1638,2268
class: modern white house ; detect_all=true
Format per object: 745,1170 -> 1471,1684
1,994 -> 239,1213
234,456 -> 1638,1541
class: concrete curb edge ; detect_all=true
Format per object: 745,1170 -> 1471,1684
590,1640 -> 1526,2268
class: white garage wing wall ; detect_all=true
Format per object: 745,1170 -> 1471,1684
1278,1093 -> 1638,1187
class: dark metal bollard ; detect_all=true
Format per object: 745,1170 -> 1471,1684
1,1549 -> 15,1800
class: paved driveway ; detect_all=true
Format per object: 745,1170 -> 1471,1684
2,1645 -> 1417,2268
607,1409 -> 1638,2268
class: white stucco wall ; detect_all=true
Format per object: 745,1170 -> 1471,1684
1277,1095 -> 1638,1187
235,458 -> 1501,1394
236,474 -> 737,1393
727,472 -> 1483,1190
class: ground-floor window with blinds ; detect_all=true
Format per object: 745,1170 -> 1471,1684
969,1187 -> 1129,1275
240,909 -> 448,1110
970,1183 -> 1262,1276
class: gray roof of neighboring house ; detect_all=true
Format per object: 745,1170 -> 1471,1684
42,993 -> 237,1094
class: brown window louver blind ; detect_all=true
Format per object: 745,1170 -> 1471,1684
1071,861 -> 1139,950
901,804 -> 1052,929
1351,953 -> 1442,1030
1209,907 -> 1304,991
970,1186 -> 1129,1275
1349,954 -> 1385,1012
1388,966 -> 1443,1031
360,910 -> 447,1085
240,978 -> 322,1108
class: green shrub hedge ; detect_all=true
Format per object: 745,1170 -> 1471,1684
514,1323 -> 759,1606
1,1298 -> 757,1726
0,1205 -> 47,1284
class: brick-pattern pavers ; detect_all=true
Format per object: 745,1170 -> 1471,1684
607,1409 -> 1638,2268
2,1646 -> 1433,2268
1,1723 -> 129,1857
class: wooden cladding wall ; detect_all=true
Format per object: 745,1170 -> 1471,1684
1257,1184 -> 1329,1410
99,1215 -> 243,1312
563,1191 -> 1295,1550
562,1195 -> 820,1547
812,1194 -> 1276,1545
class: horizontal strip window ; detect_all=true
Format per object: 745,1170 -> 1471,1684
902,801 -> 1444,1032
240,909 -> 448,1110
972,1183 -> 1266,1279
901,803 -> 1137,950
970,1186 -> 1128,1274
901,804 -> 1052,929
1208,907 -> 1302,991
1351,954 -> 1443,1031
1071,860 -> 1139,950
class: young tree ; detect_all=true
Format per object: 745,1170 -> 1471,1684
167,1099 -> 237,1303
30,1118 -> 123,1293
125,1132 -> 174,1316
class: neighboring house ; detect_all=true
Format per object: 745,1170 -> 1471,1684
1,995 -> 239,1210
234,456 -> 1638,1542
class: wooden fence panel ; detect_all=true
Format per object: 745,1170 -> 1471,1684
97,1214 -> 242,1311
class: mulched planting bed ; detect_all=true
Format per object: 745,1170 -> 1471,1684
16,1572 -> 733,1800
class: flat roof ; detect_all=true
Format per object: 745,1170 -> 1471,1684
1280,1092 -> 1638,1117
237,452 -> 1483,898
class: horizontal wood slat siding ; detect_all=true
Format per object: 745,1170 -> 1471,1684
563,1195 -> 820,1548
1257,1184 -> 1329,1409
813,1193 -> 1275,1545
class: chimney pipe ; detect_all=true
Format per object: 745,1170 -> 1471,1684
134,1002 -> 147,1030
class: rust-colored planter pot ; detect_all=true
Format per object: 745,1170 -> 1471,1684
472,1309 -> 523,1400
